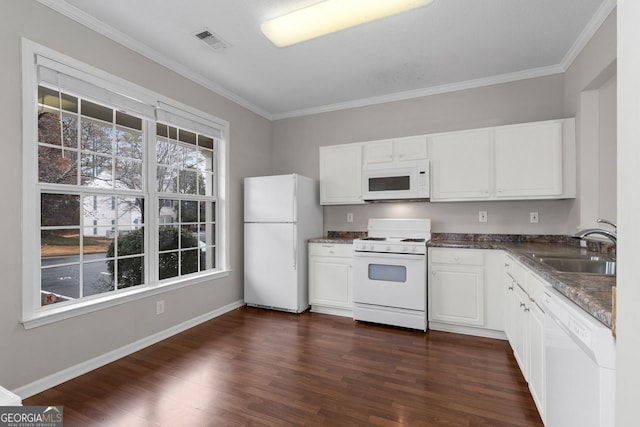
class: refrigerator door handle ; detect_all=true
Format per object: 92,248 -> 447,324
293,225 -> 297,270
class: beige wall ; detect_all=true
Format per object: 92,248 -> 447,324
0,1 -> 271,390
563,9 -> 617,233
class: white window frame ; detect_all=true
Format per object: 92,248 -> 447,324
21,39 -> 230,329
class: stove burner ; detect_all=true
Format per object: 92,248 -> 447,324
401,238 -> 426,243
360,237 -> 386,241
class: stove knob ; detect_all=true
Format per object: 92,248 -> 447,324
386,245 -> 391,252
369,244 -> 375,251
402,246 -> 408,253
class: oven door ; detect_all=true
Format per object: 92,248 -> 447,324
352,251 -> 426,311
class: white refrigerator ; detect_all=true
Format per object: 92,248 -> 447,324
244,174 -> 323,313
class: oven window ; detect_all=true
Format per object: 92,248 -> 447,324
368,176 -> 410,192
368,264 -> 407,282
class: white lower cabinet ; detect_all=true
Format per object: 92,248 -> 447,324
504,254 -> 546,422
428,248 -> 504,338
309,243 -> 353,317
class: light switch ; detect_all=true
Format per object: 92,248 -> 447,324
479,211 -> 487,223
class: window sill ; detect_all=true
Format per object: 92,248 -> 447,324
21,269 -> 231,330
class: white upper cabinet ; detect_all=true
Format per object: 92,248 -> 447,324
429,118 -> 575,202
495,121 -> 563,198
318,118 -> 574,205
363,135 -> 427,164
319,143 -> 364,205
430,130 -> 492,200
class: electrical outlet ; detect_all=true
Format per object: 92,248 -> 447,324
156,300 -> 165,315
530,212 -> 539,223
347,212 -> 354,223
479,211 -> 487,223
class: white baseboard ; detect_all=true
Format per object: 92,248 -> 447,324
310,305 -> 353,318
429,322 -> 507,340
13,299 -> 245,399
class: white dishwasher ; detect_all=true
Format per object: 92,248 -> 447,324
542,287 -> 616,427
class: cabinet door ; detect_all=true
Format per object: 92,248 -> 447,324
430,130 -> 492,200
495,121 -> 563,197
309,256 -> 352,309
528,302 -> 545,419
394,136 -> 427,161
319,144 -> 364,205
512,285 -> 529,380
429,264 -> 484,326
363,140 -> 393,164
504,274 -> 517,342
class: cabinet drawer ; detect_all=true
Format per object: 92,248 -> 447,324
309,243 -> 353,258
430,249 -> 484,266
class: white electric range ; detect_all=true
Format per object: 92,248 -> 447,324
352,218 -> 431,331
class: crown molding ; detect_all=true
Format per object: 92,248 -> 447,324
560,0 -> 617,71
270,64 -> 564,120
38,0 -> 616,122
36,0 -> 273,120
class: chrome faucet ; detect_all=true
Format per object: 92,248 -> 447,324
574,218 -> 617,244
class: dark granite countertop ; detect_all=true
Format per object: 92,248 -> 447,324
309,230 -> 365,244
429,233 -> 616,328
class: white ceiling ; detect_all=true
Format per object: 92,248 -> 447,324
39,0 -> 614,120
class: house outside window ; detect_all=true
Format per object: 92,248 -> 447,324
22,40 -> 229,328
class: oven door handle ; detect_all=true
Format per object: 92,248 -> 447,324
353,251 -> 425,260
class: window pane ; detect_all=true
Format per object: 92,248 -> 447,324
178,129 -> 196,145
41,193 -> 80,226
81,153 -> 113,187
83,259 -> 113,297
38,109 -> 61,145
117,197 -> 144,225
179,170 -> 198,194
81,99 -> 112,122
38,146 -> 77,185
159,252 -> 178,280
200,246 -> 215,271
200,201 -> 215,223
82,227 -> 114,255
41,229 -> 80,261
181,145 -> 199,169
116,111 -> 142,131
115,159 -> 142,190
116,256 -> 144,289
81,117 -> 113,154
180,225 -> 199,249
115,126 -> 143,159
159,199 -> 178,224
181,250 -> 198,275
158,226 -> 179,251
83,195 -> 116,224
61,112 -> 78,148
198,172 -> 213,196
115,228 -> 145,256
41,264 -> 79,300
181,200 -> 198,223
157,166 -> 177,193
198,135 -> 214,150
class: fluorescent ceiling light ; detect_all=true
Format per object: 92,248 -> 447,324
261,0 -> 434,47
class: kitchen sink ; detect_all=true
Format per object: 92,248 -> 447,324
528,253 -> 616,276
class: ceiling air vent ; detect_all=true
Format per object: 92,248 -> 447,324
194,29 -> 230,52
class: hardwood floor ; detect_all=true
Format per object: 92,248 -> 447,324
25,307 -> 543,426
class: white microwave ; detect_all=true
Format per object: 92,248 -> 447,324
362,160 -> 430,201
